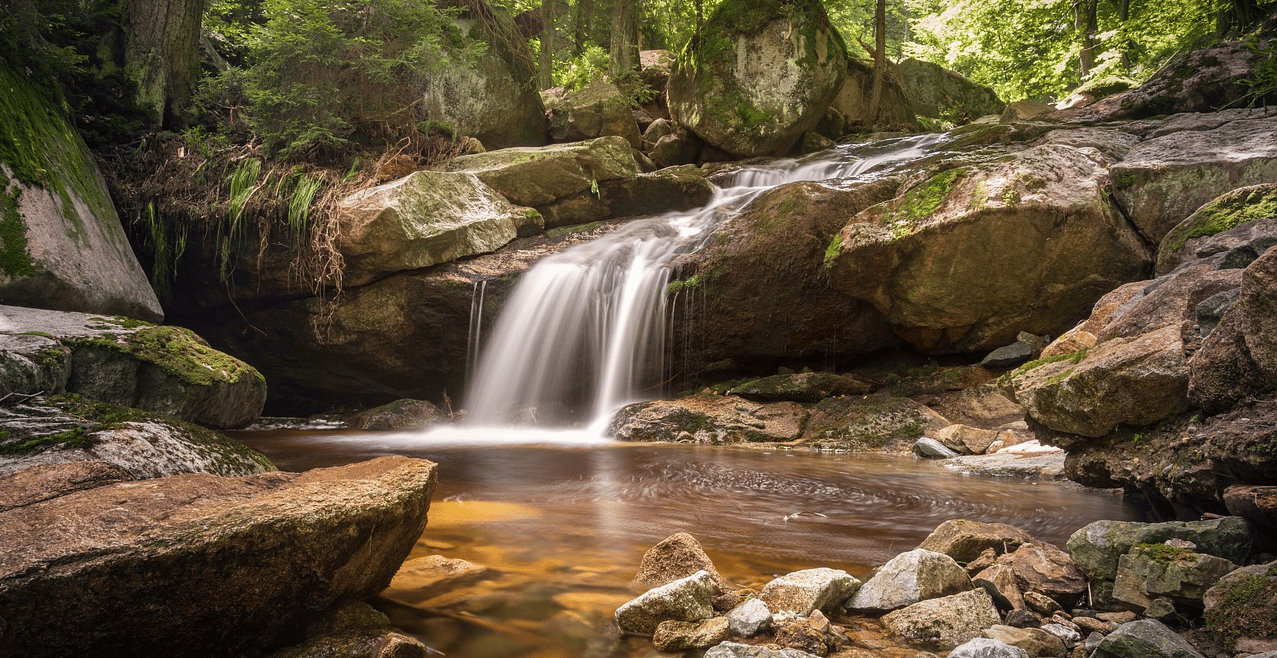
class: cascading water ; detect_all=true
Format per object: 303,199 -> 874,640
460,134 -> 943,435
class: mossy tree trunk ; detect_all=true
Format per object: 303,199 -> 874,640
123,0 -> 205,128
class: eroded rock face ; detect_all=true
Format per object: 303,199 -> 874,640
1203,562 -> 1277,653
666,0 -> 848,157
0,64 -> 162,322
0,455 -> 437,658
1110,118 -> 1277,245
827,143 -> 1150,353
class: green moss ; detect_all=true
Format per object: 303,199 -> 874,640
1205,571 -> 1277,649
823,233 -> 842,270
667,273 -> 702,295
0,174 -> 35,277
37,347 -> 68,369
71,326 -> 265,387
1112,171 -> 1137,189
1133,543 -> 1192,564
17,331 -> 55,339
0,427 -> 91,455
1161,184 -> 1277,258
1004,348 -> 1089,381
884,168 -> 966,237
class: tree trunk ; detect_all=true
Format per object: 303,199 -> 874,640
694,0 -> 703,49
868,0 -> 887,126
1076,0 -> 1097,78
609,0 -> 639,78
539,0 -> 555,88
1117,0 -> 1130,69
123,0 -> 205,128
573,0 -> 594,57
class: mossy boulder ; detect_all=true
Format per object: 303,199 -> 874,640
607,393 -> 806,443
544,80 -> 642,147
1112,544 -> 1237,611
727,371 -> 872,403
892,57 -> 1004,124
335,170 -> 527,287
1110,118 -> 1277,246
666,0 -> 848,157
1066,517 -> 1254,582
1,304 -> 266,429
827,143 -> 1150,353
0,393 -> 274,480
799,395 -> 949,451
831,58 -> 917,130
417,9 -> 546,149
0,62 -> 162,322
1203,562 -> 1277,653
1156,183 -> 1277,276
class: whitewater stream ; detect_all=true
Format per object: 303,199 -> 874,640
235,136 -> 1143,657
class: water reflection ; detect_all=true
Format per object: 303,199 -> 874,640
234,431 -> 1141,656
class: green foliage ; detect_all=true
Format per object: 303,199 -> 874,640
226,0 -> 474,160
1235,35 -> 1277,107
555,44 -> 611,90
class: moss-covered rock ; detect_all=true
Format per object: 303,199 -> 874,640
1156,183 -> 1277,276
799,395 -> 948,452
0,62 -> 162,321
728,371 -> 871,403
544,80 -> 642,147
666,0 -> 848,157
892,57 -> 1004,124
1204,562 -> 1277,653
607,393 -> 806,444
2,304 -> 266,429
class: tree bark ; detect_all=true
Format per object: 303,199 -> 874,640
1076,0 -> 1097,78
539,0 -> 556,88
573,0 -> 594,57
867,0 -> 887,126
123,0 -> 205,128
609,0 -> 639,78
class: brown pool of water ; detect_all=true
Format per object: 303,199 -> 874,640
233,430 -> 1141,658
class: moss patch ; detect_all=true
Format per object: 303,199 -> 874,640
1160,183 -> 1277,261
71,325 -> 265,387
1002,348 -> 1089,383
883,168 -> 966,237
1205,570 -> 1277,649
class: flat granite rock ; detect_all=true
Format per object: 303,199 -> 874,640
0,455 -> 437,658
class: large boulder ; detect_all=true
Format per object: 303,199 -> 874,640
1189,244 -> 1277,411
0,455 -> 438,657
1155,183 -> 1277,276
847,548 -> 973,612
1203,562 -> 1277,653
544,81 -> 642,147
335,170 -> 526,287
1066,517 -> 1255,581
0,63 -> 162,322
918,519 -> 1036,564
608,393 -> 806,444
1110,117 -> 1277,245
893,57 -> 1004,123
615,570 -> 718,636
1111,544 -> 1237,611
830,58 -> 917,130
758,567 -> 861,615
666,0 -> 849,157
1,305 -> 266,429
1091,619 -> 1206,658
800,395 -> 950,451
881,587 -> 1001,651
667,177 -> 902,381
417,5 -> 546,149
0,394 -> 274,479
827,143 -> 1151,353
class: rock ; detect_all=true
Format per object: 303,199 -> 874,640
704,641 -> 824,658
1003,324 -> 1189,438
1111,545 -> 1236,611
982,341 -> 1035,369
1091,619 -> 1206,658
918,519 -> 1036,564
0,461 -> 131,512
802,395 -> 949,452
933,424 -> 1000,455
831,58 -> 916,129
0,395 -> 274,480
728,597 -> 773,638
615,570 -> 717,636
942,449 -> 1066,481
949,637 -> 1030,658
334,169 -> 525,287
652,616 -> 730,652
727,372 -> 871,403
1023,590 -> 1062,616
848,548 -> 973,612
893,57 -> 1004,123
597,164 -> 716,219
666,0 -> 849,157
0,456 -> 437,657
345,399 -> 446,431
1189,245 -> 1277,412
1001,101 -> 1054,122
914,437 -> 960,459
0,62 -> 162,322
951,385 -> 1027,429
973,563 -> 1026,611
544,80 -> 642,147
1,305 -> 266,429
1203,562 -> 1277,653
1110,118 -> 1277,245
984,624 -> 1069,658
881,587 -> 1002,651
384,555 -> 492,604
997,543 -> 1087,608
608,394 -> 806,444
775,617 -> 830,656
1004,608 -> 1042,628
1155,184 -> 1277,276
651,129 -> 701,168
758,567 -> 861,615
633,532 -> 729,590
268,630 -> 427,658
967,548 -> 999,575
1066,517 -> 1255,581
1040,623 -> 1082,648
639,49 -> 676,102
827,143 -> 1150,354
667,176 -> 903,380
1142,597 -> 1176,621
1224,485 -> 1277,531
1072,616 -> 1116,635
417,6 -> 546,149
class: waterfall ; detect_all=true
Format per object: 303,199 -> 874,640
461,134 -> 942,432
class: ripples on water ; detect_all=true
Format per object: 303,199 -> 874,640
235,430 -> 1140,658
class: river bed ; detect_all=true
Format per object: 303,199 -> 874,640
234,428 -> 1142,658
